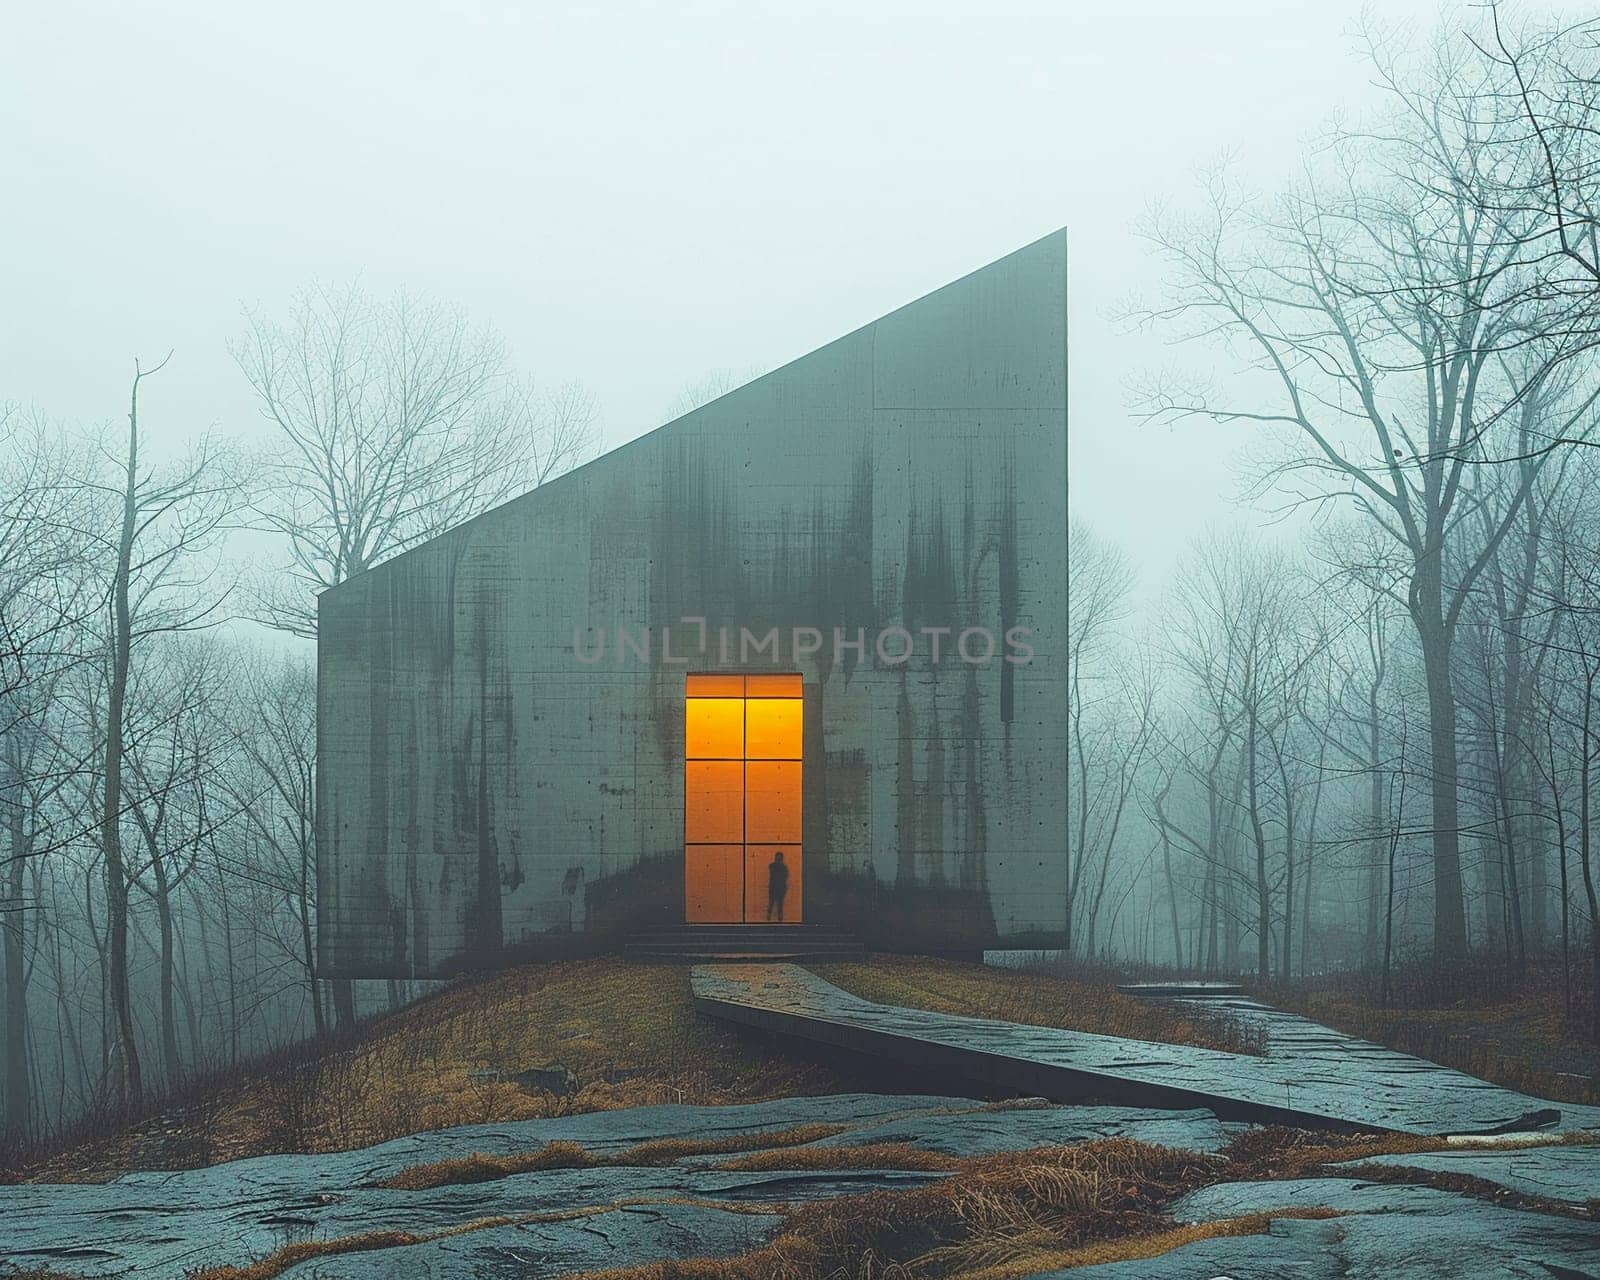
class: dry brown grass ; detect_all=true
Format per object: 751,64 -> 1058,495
946,1209 -> 1342,1280
1220,1124 -> 1451,1178
186,1216 -> 516,1280
713,1141 -> 964,1173
291,960 -> 846,1151
1218,1125 -> 1599,1219
565,1138 -> 1227,1279
817,955 -> 1263,1055
558,1126 -> 1596,1280
26,958 -> 852,1179
378,1122 -> 848,1190
31,952 -> 1266,1182
378,1140 -> 600,1190
63,1125 -> 1599,1280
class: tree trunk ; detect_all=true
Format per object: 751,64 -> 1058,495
102,374 -> 144,1105
1580,670 -> 1600,1042
150,856 -> 180,1088
1246,707 -> 1270,981
332,977 -> 356,1028
1366,678 -> 1385,965
1549,728 -> 1572,1017
302,899 -> 325,1039
3,735 -> 30,1137
1154,789 -> 1185,970
1417,608 -> 1469,962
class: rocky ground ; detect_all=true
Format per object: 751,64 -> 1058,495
5,966 -> 1599,1279
0,1095 -> 1230,1277
2,1091 -> 1597,1279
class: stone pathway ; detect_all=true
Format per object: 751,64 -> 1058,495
691,964 -> 1600,1135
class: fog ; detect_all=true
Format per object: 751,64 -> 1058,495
6,0 -> 1453,585
11,0 -> 1600,1150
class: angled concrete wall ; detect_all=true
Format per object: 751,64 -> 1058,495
317,230 -> 1069,977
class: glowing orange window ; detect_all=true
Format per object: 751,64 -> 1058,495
684,675 -> 803,924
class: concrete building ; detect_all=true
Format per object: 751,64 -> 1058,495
316,230 -> 1069,977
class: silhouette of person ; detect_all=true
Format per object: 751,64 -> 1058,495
765,850 -> 789,921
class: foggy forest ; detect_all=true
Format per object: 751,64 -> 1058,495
6,4 -> 1600,1164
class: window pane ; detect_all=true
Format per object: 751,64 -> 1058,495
745,844 -> 801,923
686,674 -> 745,697
745,673 -> 802,697
745,760 -> 801,842
686,761 -> 743,842
685,697 -> 743,759
745,697 -> 802,759
686,845 -> 744,923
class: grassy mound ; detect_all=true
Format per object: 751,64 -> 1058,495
18,953 -> 1278,1181
17,958 -> 848,1179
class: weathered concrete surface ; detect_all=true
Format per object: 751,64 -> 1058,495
1115,980 -> 1244,998
0,1093 -> 1233,1279
692,964 -> 1600,1135
1159,990 -> 1600,1132
317,232 -> 1071,978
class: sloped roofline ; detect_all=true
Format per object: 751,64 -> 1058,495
320,225 -> 1068,600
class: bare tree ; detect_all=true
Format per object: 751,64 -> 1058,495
662,366 -> 762,422
1540,503 -> 1600,1039
231,652 -> 323,1037
235,283 -> 596,1028
0,409 -> 97,719
1482,7 -> 1600,371
1168,533 -> 1321,979
1065,522 -> 1138,952
1073,647 -> 1160,956
86,356 -> 238,1104
1131,28 -> 1600,960
235,281 -> 598,637
0,410 -> 96,1136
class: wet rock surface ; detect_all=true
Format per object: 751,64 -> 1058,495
812,1102 -> 1239,1157
1336,1139 -> 1600,1207
8,974 -> 1600,1280
1033,1205 -> 1600,1279
0,1093 -> 1228,1278
694,964 -> 1600,1134
1100,1176 -> 1600,1280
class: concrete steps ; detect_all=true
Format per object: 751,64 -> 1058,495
1117,981 -> 1245,999
625,925 -> 864,963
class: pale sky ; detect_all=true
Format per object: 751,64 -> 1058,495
2,0 -> 1526,593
